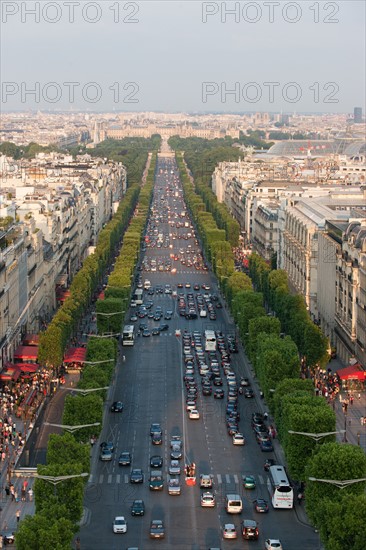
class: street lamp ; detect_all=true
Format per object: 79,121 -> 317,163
36,472 -> 89,484
44,422 -> 100,433
308,476 -> 366,489
59,386 -> 109,396
95,309 -> 125,334
288,430 -> 345,443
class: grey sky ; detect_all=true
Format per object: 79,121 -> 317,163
1,0 -> 365,112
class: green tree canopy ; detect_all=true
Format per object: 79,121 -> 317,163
305,443 -> 366,527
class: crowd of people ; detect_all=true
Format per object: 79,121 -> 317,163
0,369 -> 52,478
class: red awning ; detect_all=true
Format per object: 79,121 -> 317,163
57,289 -> 71,302
23,334 -> 39,346
17,363 -> 39,373
337,364 -> 366,381
14,345 -> 39,361
63,347 -> 87,364
0,367 -> 21,382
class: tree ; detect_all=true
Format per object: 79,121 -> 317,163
256,335 -> 300,398
273,378 -> 314,418
35,464 -> 86,524
47,433 -> 90,473
15,506 -> 74,550
283,400 -> 336,480
305,443 -> 366,527
247,316 -> 281,362
62,393 -> 103,442
318,493 -> 366,550
226,272 -> 252,305
303,322 -> 329,367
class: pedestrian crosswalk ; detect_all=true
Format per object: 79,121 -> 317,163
88,472 -> 266,486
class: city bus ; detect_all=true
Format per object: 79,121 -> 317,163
204,330 -> 217,352
121,325 -> 135,346
267,465 -> 293,509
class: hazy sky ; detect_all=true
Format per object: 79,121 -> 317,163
1,0 -> 365,112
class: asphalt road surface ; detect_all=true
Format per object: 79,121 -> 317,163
80,154 -> 321,550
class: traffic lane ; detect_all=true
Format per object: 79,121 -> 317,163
83,337 -> 167,539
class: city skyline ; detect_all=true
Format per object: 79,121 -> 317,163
1,1 -> 365,112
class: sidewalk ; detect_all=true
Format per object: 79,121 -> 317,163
327,357 -> 366,451
0,310 -> 100,537
0,370 -> 81,537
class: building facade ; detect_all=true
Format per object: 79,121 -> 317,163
0,154 -> 127,371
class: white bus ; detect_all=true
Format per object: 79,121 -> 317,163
133,288 -> 143,305
267,465 -> 293,509
122,325 -> 135,346
204,330 -> 217,352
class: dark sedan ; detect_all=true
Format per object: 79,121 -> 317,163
151,433 -> 162,445
131,499 -> 145,516
118,451 -> 131,466
254,498 -> 269,513
260,439 -> 274,452
150,455 -> 163,468
130,468 -> 144,483
110,401 -> 123,412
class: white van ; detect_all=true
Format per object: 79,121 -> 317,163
199,310 -> 207,318
226,494 -> 243,514
144,280 -> 151,290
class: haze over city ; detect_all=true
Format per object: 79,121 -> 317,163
1,0 -> 365,112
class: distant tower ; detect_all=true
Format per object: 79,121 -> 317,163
354,107 -> 362,124
93,121 -> 100,145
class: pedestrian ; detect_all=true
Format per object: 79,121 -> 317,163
75,536 -> 81,550
297,492 -> 303,505
10,484 -> 15,501
28,488 -> 33,501
350,394 -> 354,405
122,355 -> 126,362
264,412 -> 268,421
358,393 -> 361,400
5,485 -> 9,497
16,509 -> 20,523
361,417 -> 364,426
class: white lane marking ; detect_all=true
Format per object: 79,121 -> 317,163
108,474 -> 112,484
217,474 -> 222,484
124,474 -> 129,484
88,474 -> 93,483
234,474 -> 239,484
258,475 -> 264,485
225,474 -> 231,484
99,474 -> 104,484
116,474 -> 121,484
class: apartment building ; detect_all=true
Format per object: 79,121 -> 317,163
0,154 -> 126,370
282,191 -> 366,322
334,219 -> 366,365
